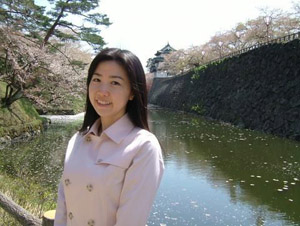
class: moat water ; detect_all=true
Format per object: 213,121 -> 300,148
1,107 -> 299,225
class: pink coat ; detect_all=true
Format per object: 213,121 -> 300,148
54,114 -> 164,226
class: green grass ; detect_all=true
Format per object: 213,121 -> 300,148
191,104 -> 205,115
0,81 -> 44,138
0,173 -> 56,225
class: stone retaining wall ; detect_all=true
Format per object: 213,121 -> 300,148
149,39 -> 300,140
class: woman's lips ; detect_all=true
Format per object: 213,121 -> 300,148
96,99 -> 111,106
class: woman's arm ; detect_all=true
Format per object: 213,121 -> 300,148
115,137 -> 164,226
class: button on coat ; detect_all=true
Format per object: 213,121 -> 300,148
88,219 -> 95,226
86,184 -> 93,192
85,136 -> 92,142
64,179 -> 70,186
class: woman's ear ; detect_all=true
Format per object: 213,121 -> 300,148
129,94 -> 134,101
129,90 -> 134,100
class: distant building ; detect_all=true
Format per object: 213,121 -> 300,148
147,43 -> 176,78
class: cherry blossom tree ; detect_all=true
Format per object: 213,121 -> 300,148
0,0 -> 109,108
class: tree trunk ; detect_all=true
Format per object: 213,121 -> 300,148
2,84 -> 23,107
42,210 -> 55,226
42,0 -> 70,48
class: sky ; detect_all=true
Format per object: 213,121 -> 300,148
36,0 -> 296,71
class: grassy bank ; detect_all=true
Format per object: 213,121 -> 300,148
0,81 -> 45,139
0,119 -> 82,225
0,173 -> 56,225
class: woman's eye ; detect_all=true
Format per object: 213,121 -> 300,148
92,78 -> 100,82
111,81 -> 120,85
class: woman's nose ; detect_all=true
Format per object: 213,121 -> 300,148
97,84 -> 109,96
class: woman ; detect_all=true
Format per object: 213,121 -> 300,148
54,48 -> 164,226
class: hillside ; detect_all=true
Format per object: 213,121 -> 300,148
0,82 -> 45,140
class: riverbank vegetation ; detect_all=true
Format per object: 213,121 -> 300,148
154,3 -> 300,75
0,1 -> 110,219
0,174 -> 55,225
0,0 -> 111,138
0,81 -> 45,139
0,120 -> 82,225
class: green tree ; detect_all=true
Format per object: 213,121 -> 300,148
0,0 -> 110,107
0,0 -> 48,37
42,0 -> 111,51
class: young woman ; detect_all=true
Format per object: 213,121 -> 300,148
54,48 -> 164,226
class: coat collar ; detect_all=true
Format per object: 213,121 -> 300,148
86,114 -> 134,144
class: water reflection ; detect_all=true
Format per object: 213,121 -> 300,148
0,121 -> 81,191
149,108 -> 299,225
0,108 -> 299,226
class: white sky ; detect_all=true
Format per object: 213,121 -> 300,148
36,0 -> 296,71
99,0 -> 295,71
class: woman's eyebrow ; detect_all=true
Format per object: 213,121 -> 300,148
110,75 -> 124,80
93,72 -> 101,77
93,73 -> 124,80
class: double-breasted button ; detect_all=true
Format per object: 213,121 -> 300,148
86,135 -> 92,142
86,184 -> 93,192
68,212 -> 73,220
65,179 -> 71,186
88,219 -> 95,226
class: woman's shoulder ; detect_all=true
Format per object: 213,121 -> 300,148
70,131 -> 81,140
129,128 -> 163,165
133,127 -> 158,141
67,131 -> 84,147
130,127 -> 160,150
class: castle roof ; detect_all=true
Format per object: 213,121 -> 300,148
155,43 -> 176,56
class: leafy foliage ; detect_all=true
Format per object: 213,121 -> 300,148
192,65 -> 208,80
191,104 -> 205,115
0,0 -> 109,108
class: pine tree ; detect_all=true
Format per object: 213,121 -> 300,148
0,0 -> 110,107
42,0 -> 111,51
0,0 -> 48,40
0,0 -> 111,51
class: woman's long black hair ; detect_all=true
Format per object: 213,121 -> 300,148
79,48 -> 149,133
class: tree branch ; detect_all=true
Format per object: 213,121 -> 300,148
47,42 -> 80,75
57,23 -> 80,34
42,0 -> 71,47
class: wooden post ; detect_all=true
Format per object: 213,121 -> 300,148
42,210 -> 56,226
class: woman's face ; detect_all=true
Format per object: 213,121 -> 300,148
89,61 -> 133,129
